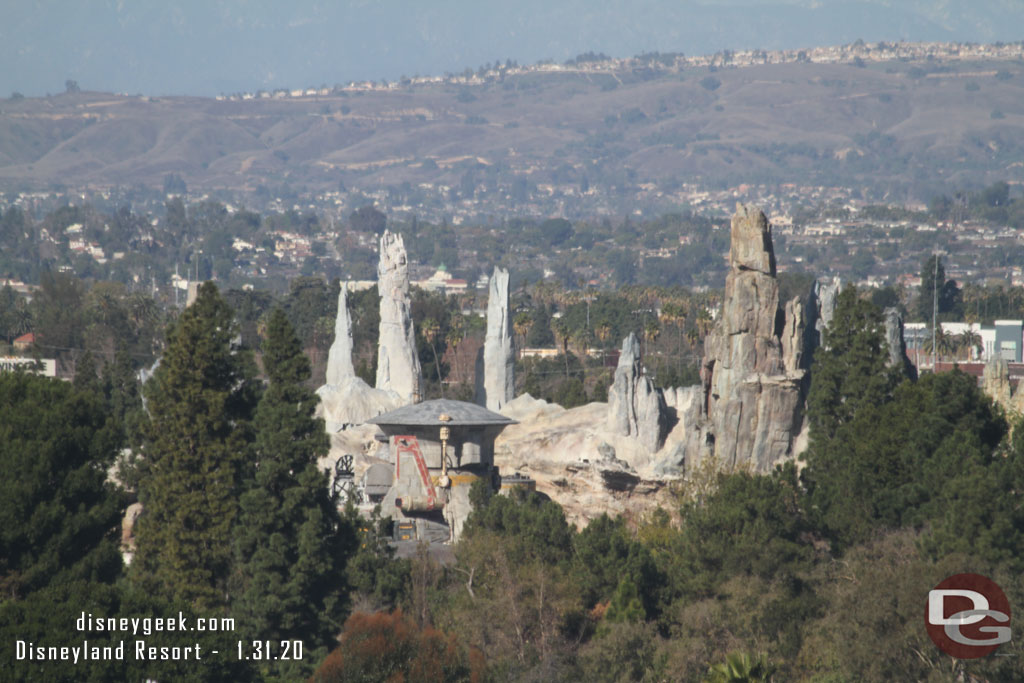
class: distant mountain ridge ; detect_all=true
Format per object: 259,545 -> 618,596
1,43 -> 1022,207
3,1 -> 1023,97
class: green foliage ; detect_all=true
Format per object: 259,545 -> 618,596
348,205 -> 387,235
573,514 -> 662,618
576,621 -> 667,682
706,652 -> 775,683
526,302 -> 555,347
344,505 -> 411,610
231,308 -> 357,679
673,467 -> 814,598
0,284 -> 32,343
805,369 -> 1005,549
31,270 -> 85,352
282,277 -> 337,349
920,414 -> 1024,571
132,282 -> 257,609
462,489 -> 574,567
916,254 -> 961,321
0,373 -> 123,598
805,286 -> 902,444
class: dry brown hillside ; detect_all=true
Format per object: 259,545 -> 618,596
1,58 -> 1022,196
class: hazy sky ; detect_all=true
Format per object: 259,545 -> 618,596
3,1 -> 1022,97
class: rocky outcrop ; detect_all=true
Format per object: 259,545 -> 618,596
814,276 -> 842,346
701,204 -> 809,470
475,267 -> 515,411
983,355 -> 1013,411
883,307 -> 916,378
607,332 -> 668,453
317,282 -> 400,429
782,296 -> 808,373
495,395 -> 677,528
376,231 -> 423,403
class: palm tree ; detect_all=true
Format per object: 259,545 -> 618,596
696,307 -> 713,338
7,303 -> 32,343
551,317 -> 570,378
421,317 -> 444,397
954,330 -> 982,361
513,312 -> 531,356
128,292 -> 158,334
446,315 -> 465,383
706,652 -> 775,683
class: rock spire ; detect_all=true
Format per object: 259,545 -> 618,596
325,283 -> 355,385
607,332 -> 668,453
375,231 -> 422,403
700,204 -> 809,469
317,282 -> 400,430
475,267 -> 515,411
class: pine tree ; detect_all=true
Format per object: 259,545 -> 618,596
0,372 -> 123,598
231,308 -> 356,678
131,282 -> 256,609
805,285 -> 901,444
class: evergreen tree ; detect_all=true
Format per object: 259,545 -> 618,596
131,282 -> 256,609
805,286 -> 902,445
231,308 -> 356,678
917,254 -> 961,322
0,372 -> 123,598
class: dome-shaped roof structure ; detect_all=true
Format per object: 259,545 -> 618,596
367,398 -> 516,427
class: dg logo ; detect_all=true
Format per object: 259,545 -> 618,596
926,573 -> 1011,659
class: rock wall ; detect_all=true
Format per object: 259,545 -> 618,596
376,231 -> 423,403
475,267 -> 515,411
607,332 -> 668,453
701,204 -> 809,470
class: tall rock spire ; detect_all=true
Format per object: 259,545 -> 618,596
700,204 -> 808,469
317,281 -> 400,430
324,283 -> 355,385
375,231 -> 423,403
476,267 -> 515,411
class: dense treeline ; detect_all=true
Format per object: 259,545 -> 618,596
5,274 -> 1024,679
317,285 -> 1024,681
2,283 -> 359,681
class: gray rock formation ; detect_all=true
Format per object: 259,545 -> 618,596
701,204 -> 808,470
814,276 -> 842,346
883,307 -> 915,378
317,282 -> 400,429
607,332 -> 668,453
782,296 -> 808,373
475,267 -> 515,411
325,283 -> 356,385
983,355 -> 1013,410
375,231 -> 423,403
